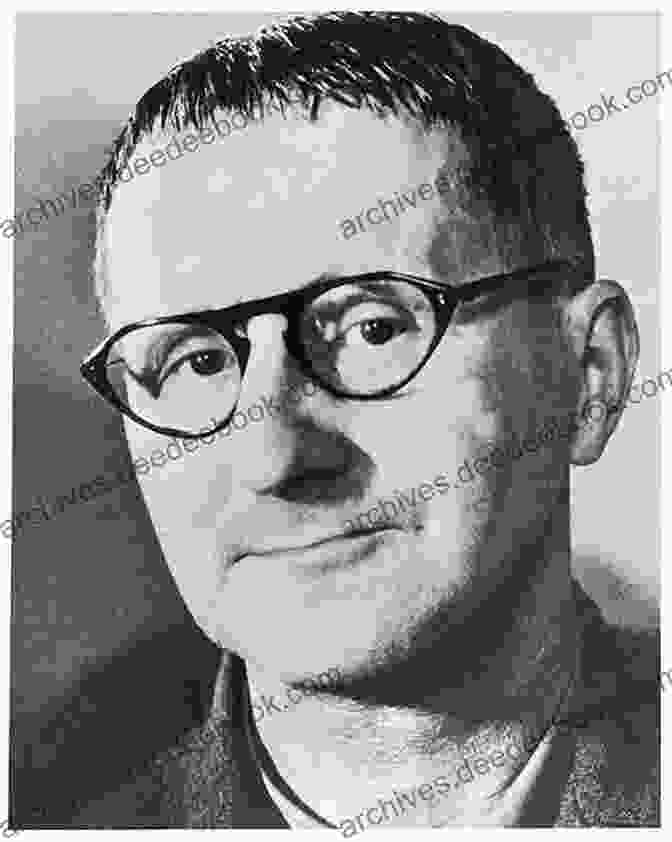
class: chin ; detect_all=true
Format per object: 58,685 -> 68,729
176,521 -> 477,678
200,585 -> 455,688
207,610 -> 382,681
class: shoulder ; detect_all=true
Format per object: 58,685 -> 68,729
70,716 -> 237,828
558,588 -> 660,826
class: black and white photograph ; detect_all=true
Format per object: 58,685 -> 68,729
4,7 -> 665,831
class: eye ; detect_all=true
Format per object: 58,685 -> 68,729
159,345 -> 236,389
346,317 -> 409,346
186,349 -> 230,376
337,300 -> 416,349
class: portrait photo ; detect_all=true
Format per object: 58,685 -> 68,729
6,8 -> 662,831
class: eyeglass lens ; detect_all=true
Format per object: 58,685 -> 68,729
104,279 -> 438,435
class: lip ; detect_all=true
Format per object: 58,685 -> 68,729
232,524 -> 399,567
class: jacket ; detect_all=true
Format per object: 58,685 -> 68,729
69,582 -> 660,828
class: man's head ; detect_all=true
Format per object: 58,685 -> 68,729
90,13 -> 638,713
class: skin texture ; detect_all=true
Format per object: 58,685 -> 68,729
101,101 -> 639,827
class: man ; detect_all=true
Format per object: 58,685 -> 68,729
76,12 -> 658,828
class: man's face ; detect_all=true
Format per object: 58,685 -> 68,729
103,104 -> 574,696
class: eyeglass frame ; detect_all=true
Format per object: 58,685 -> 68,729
80,258 -> 576,439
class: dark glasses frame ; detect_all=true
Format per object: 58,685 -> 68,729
80,259 -> 575,438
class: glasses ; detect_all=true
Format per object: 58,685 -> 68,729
80,260 -> 573,439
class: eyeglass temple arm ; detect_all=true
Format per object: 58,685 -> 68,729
451,259 -> 577,306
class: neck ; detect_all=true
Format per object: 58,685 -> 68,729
245,515 -> 580,830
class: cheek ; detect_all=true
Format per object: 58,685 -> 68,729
124,421 -> 234,563
461,434 -> 566,574
352,352 -> 491,489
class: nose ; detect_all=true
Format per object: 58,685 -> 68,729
224,314 -> 373,505
239,313 -> 292,397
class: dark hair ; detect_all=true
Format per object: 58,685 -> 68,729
95,12 -> 594,297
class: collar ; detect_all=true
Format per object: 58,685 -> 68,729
200,580 -> 657,828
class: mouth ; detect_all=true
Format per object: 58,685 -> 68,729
232,524 -> 400,568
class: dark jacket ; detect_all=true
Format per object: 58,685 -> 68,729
69,584 -> 660,828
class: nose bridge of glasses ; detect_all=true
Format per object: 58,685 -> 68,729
244,311 -> 290,349
236,312 -> 299,398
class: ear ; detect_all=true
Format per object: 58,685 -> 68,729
563,280 -> 639,465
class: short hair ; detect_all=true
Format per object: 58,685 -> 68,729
94,11 -> 594,303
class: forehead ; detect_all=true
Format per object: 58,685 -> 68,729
102,103 -> 482,332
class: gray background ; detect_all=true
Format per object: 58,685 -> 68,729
11,12 -> 660,823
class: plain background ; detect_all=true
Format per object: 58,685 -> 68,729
11,12 -> 660,824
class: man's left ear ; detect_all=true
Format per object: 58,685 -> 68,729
564,280 -> 639,465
